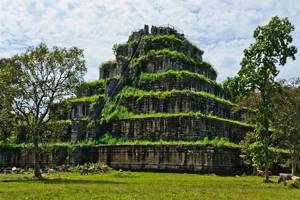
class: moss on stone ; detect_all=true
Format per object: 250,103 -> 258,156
99,60 -> 119,79
67,95 -> 104,104
120,112 -> 255,128
131,49 -> 217,78
76,80 -> 106,97
98,133 -> 240,148
100,60 -> 117,70
128,34 -> 203,56
138,70 -> 222,89
119,87 -> 234,106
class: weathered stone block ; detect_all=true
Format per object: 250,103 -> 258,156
107,116 -> 252,143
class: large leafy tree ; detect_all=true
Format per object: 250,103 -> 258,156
272,78 -> 300,175
225,16 -> 297,182
8,43 -> 86,178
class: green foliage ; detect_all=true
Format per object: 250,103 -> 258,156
250,141 -> 275,171
13,119 -> 73,144
7,42 -> 87,178
0,105 -> 15,143
76,80 -> 105,97
240,132 -> 256,166
272,80 -> 300,149
272,79 -> 300,174
223,77 -> 243,101
101,100 -> 133,122
0,59 -> 21,143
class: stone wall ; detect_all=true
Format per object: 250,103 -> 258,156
99,61 -> 120,79
93,145 -> 241,174
120,94 -> 243,120
133,55 -> 216,80
70,120 -> 96,141
138,74 -> 227,99
0,145 -> 242,175
107,116 -> 252,143
70,103 -> 91,119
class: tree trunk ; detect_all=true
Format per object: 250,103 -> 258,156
33,129 -> 42,179
264,138 -> 270,183
264,165 -> 270,183
291,153 -> 295,176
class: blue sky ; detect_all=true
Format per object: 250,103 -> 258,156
0,0 -> 300,82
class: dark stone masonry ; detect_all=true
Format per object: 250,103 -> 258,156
106,116 -> 251,143
0,145 -> 242,175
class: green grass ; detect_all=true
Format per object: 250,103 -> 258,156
0,172 -> 299,200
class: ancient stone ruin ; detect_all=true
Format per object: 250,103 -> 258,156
1,25 -> 260,174
99,24 -> 253,142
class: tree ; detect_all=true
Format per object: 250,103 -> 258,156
8,43 -> 86,178
272,78 -> 300,175
0,59 -> 20,143
225,16 -> 297,182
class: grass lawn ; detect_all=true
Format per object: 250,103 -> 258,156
0,171 -> 299,200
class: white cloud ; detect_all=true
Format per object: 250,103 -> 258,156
0,0 -> 299,82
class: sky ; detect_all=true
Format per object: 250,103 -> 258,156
0,0 -> 300,82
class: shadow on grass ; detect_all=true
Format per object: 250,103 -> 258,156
2,178 -> 126,185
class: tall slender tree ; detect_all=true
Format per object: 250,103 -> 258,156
224,16 -> 297,182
